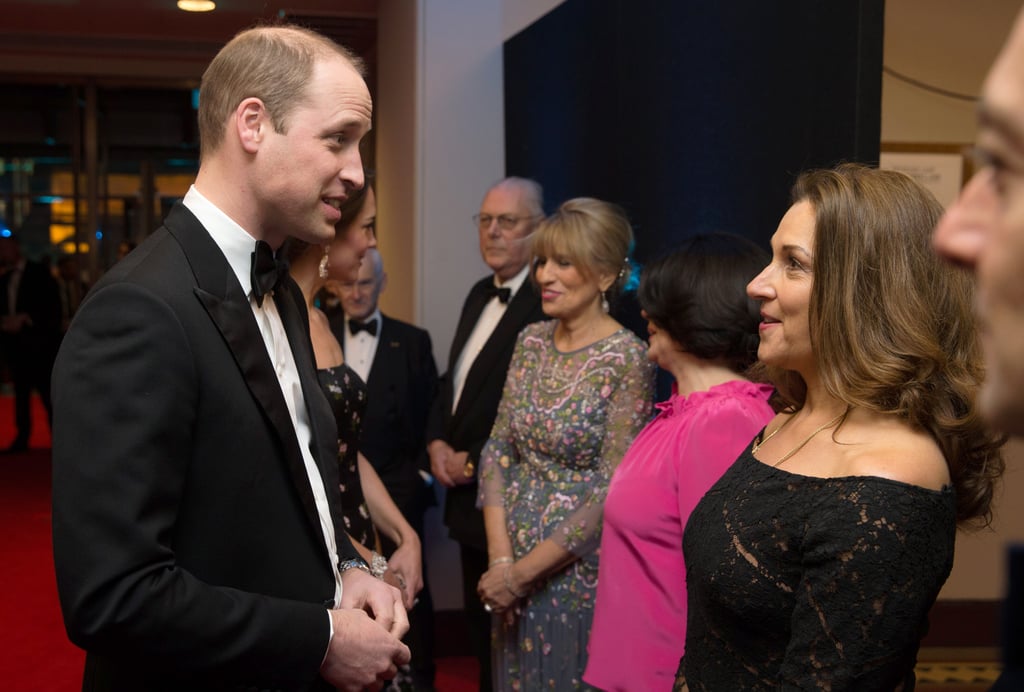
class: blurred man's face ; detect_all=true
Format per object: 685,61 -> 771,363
933,10 -> 1024,435
338,251 -> 383,322
477,184 -> 536,282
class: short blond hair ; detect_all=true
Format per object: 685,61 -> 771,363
197,24 -> 365,158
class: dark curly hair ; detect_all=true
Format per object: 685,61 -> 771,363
638,233 -> 768,375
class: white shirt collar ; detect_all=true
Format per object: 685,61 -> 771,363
346,308 -> 382,328
496,263 -> 530,296
182,185 -> 261,297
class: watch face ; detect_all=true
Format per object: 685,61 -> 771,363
338,557 -> 370,575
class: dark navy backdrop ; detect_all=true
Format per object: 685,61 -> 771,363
503,0 -> 884,255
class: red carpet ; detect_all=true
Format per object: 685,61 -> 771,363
0,395 -> 477,691
0,395 -> 83,690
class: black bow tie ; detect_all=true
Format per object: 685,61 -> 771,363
250,240 -> 287,308
349,318 -> 378,336
484,284 -> 512,304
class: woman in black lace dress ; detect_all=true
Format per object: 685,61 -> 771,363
678,164 -> 1005,691
286,182 -> 423,610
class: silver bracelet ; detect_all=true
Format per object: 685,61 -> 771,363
503,564 -> 527,599
370,551 -> 388,580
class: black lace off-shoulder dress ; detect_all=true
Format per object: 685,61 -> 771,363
679,444 -> 956,692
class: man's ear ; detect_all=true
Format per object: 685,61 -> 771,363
235,98 -> 267,154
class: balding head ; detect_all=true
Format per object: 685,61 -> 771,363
476,177 -> 545,282
339,247 -> 387,322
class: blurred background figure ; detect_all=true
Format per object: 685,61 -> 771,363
476,197 -> 654,691
331,245 -> 440,691
680,164 -> 1004,691
932,10 -> 1024,689
585,233 -> 774,691
0,234 -> 60,452
55,254 -> 90,334
115,239 -> 136,263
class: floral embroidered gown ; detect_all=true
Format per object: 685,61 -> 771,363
478,320 -> 655,691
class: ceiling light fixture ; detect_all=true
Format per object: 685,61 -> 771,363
177,0 -> 216,12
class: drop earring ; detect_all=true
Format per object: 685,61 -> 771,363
318,250 -> 329,279
601,291 -> 610,313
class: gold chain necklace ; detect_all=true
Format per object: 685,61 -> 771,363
752,412 -> 845,468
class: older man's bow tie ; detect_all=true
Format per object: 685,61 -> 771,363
484,284 -> 512,304
349,318 -> 378,336
251,240 -> 287,308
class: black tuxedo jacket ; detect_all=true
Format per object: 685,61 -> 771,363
426,275 -> 547,551
51,203 -> 358,691
334,313 -> 438,513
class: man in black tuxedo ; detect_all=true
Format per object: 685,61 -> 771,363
51,25 -> 409,692
331,247 -> 439,690
426,177 -> 548,691
0,235 -> 61,452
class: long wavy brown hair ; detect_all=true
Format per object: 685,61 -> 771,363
761,163 -> 1005,526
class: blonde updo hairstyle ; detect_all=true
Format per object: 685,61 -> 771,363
530,197 -> 635,308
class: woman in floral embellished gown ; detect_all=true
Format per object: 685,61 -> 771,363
477,197 -> 655,691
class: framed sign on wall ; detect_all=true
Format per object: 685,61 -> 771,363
879,142 -> 974,209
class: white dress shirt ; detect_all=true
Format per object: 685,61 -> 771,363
183,186 -> 343,607
451,264 -> 530,413
342,308 -> 381,384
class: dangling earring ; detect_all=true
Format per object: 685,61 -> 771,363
601,291 -> 610,313
318,249 -> 329,279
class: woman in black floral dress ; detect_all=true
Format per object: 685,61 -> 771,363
319,360 -> 374,547
286,181 -> 423,610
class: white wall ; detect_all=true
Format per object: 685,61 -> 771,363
376,0 -> 565,611
882,0 -> 1019,144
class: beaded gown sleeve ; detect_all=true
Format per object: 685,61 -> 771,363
476,321 -> 655,556
681,449 -> 956,692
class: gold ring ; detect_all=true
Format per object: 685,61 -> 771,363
463,461 -> 475,478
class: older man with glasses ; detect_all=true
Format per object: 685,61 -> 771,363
426,176 -> 548,691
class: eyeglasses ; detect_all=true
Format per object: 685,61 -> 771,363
472,213 -> 539,232
338,278 -> 375,292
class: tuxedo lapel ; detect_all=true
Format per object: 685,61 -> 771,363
365,316 -> 394,387
275,281 -> 346,537
448,280 -> 490,373
453,281 -> 540,422
164,205 -> 329,548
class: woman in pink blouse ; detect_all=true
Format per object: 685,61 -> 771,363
584,233 -> 775,691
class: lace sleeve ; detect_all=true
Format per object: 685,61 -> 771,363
476,333 -> 526,509
551,339 -> 654,556
777,481 -> 956,690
